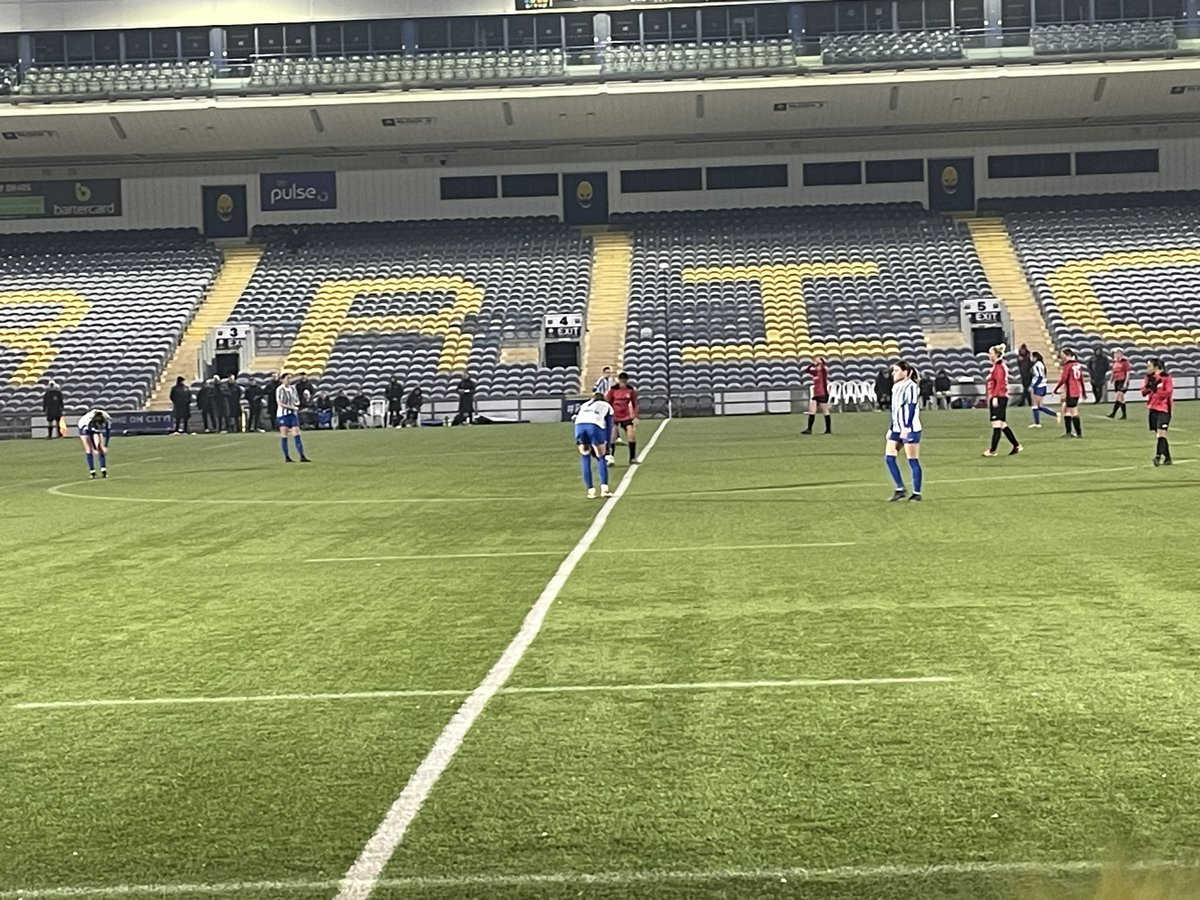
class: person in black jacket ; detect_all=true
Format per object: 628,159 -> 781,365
197,378 -> 215,432
169,376 -> 192,434
403,385 -> 423,427
244,380 -> 265,432
1016,343 -> 1033,407
41,381 -> 64,439
385,376 -> 405,428
212,376 -> 231,433
455,373 -> 476,425
334,390 -> 351,429
1087,347 -> 1110,404
874,368 -> 892,410
352,389 -> 371,428
934,370 -> 953,410
265,372 -> 280,428
221,374 -> 242,432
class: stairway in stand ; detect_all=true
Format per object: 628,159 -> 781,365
966,217 -> 1054,364
580,228 -> 633,393
145,244 -> 263,409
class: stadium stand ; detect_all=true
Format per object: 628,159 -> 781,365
820,31 -> 965,65
232,219 -> 589,399
616,205 -> 987,395
249,49 -> 566,89
1030,20 -> 1178,55
1005,202 -> 1200,371
20,61 -> 212,96
601,39 -> 795,76
0,229 -> 220,414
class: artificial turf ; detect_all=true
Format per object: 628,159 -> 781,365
1,405 -> 1198,900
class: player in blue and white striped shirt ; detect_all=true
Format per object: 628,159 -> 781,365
275,373 -> 311,463
884,360 -> 924,502
1028,351 -> 1056,428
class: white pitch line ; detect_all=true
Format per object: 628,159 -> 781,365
13,675 -> 950,711
45,483 -> 521,505
334,419 -> 672,900
197,440 -> 244,451
305,540 -> 857,564
2,858 -> 1195,898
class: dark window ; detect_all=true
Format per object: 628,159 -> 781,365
181,28 -> 209,59
866,2 -> 894,31
284,25 -> 312,56
987,153 -> 1071,178
417,19 -> 450,51
702,7 -> 730,38
643,10 -> 669,41
1075,149 -> 1159,175
224,27 -> 252,61
837,2 -> 867,32
1153,0 -> 1183,18
537,15 -> 563,47
0,34 -> 20,65
315,23 -> 342,54
152,29 -> 179,59
65,32 -> 94,63
1063,0 -> 1089,21
955,0 -> 986,29
373,20 -> 405,53
1001,0 -> 1032,28
803,161 -> 863,186
670,9 -> 698,40
611,11 -> 640,43
449,18 -> 477,49
1094,0 -> 1122,19
620,167 -> 703,193
898,0 -> 925,29
256,25 -> 283,57
925,0 -> 953,27
706,164 -> 788,190
866,158 -> 925,183
1124,0 -> 1151,16
501,173 -> 560,197
756,5 -> 791,36
32,33 -> 65,63
509,16 -> 535,47
1034,0 -> 1063,23
804,2 -> 837,35
565,14 -> 594,47
441,176 -> 499,201
479,17 -> 506,49
344,21 -> 369,52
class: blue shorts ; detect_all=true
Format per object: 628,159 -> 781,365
887,430 -> 922,445
80,427 -> 110,440
1033,387 -> 1047,398
278,412 -> 300,429
574,423 -> 608,447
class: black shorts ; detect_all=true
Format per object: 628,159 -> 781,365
812,394 -> 830,405
615,419 -> 634,430
1065,396 -> 1080,409
1113,379 -> 1128,393
988,398 -> 1009,422
1150,410 -> 1172,432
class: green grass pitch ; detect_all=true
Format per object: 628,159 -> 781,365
2,405 -> 1199,900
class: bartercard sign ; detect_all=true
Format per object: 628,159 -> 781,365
259,171 -> 337,212
0,179 -> 121,219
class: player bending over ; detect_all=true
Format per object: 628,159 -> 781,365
79,409 -> 113,479
884,360 -> 923,503
605,372 -> 640,465
276,373 -> 311,463
1143,358 -> 1174,467
574,391 -> 614,499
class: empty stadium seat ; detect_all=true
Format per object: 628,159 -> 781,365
820,30 -> 965,65
1030,21 -> 1177,55
601,39 -> 795,77
231,219 -> 590,399
0,229 -> 220,414
20,61 -> 211,97
249,49 -> 567,90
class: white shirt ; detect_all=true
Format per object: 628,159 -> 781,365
575,399 -> 613,428
593,376 -> 614,395
276,384 -> 300,412
890,380 -> 922,434
78,409 -> 111,431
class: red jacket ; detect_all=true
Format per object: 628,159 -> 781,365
986,361 -> 1008,400
1142,373 -> 1174,413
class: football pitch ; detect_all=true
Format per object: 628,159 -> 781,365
3,406 -> 1199,900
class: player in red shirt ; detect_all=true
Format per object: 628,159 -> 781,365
1055,348 -> 1088,438
1142,357 -> 1174,466
982,343 -> 1022,457
1106,348 -> 1132,420
605,372 -> 640,465
801,356 -> 832,435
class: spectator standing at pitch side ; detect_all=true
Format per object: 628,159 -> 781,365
1087,347 -> 1110,404
244,379 -> 265,432
212,375 -> 230,433
265,371 -> 280,428
386,376 -> 405,428
225,374 -> 243,432
404,385 -> 423,427
455,372 -> 476,425
170,376 -> 192,434
934,370 -> 952,409
41,381 -> 64,439
1016,343 -> 1033,407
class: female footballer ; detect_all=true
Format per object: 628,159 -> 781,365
1142,358 -> 1174,466
78,408 -> 113,479
1055,349 -> 1088,437
1028,351 -> 1056,427
574,391 -> 614,498
1107,348 -> 1131,420
982,343 -> 1022,457
801,356 -> 832,435
884,360 -> 923,502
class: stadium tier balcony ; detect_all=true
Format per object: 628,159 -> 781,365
819,31 -> 965,65
601,39 -> 796,76
1006,201 -> 1200,372
615,204 -> 988,395
234,218 -> 589,399
0,229 -> 220,414
248,49 -> 566,90
19,61 -> 212,97
1031,21 -> 1178,55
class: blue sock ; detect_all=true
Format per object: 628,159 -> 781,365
98,453 -> 107,469
294,436 -> 305,456
597,454 -> 609,486
1032,408 -> 1040,424
85,452 -> 94,472
885,455 -> 904,490
908,458 -> 923,494
580,455 -> 593,488
281,437 -> 291,459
